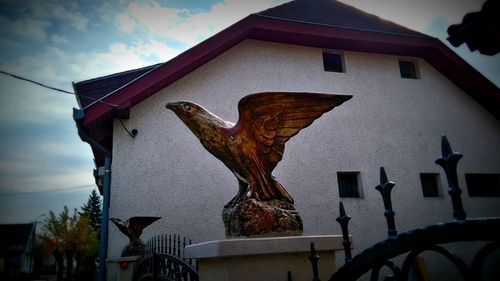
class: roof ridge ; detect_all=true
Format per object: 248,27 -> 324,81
255,13 -> 431,39
253,0 -> 296,16
256,0 -> 431,39
334,0 -> 431,38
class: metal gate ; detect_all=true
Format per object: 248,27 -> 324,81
133,234 -> 198,281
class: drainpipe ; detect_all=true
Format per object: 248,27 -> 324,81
73,108 -> 111,281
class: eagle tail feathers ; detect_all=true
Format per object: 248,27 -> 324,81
272,178 -> 294,204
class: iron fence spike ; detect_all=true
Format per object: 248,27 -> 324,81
375,167 -> 398,238
380,166 -> 388,185
308,242 -> 320,281
339,201 -> 346,218
441,135 -> 452,158
435,135 -> 466,220
336,201 -> 352,263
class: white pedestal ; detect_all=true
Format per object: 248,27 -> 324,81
185,235 -> 345,281
106,256 -> 139,281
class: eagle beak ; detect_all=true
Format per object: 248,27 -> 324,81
165,102 -> 178,111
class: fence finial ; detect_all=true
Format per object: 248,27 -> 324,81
336,201 -> 352,262
309,242 -> 321,281
435,135 -> 466,220
375,167 -> 398,238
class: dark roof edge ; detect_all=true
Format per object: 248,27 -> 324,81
427,40 -> 500,116
84,14 -> 499,127
72,63 -> 164,109
78,11 -> 499,171
255,13 -> 431,39
81,63 -> 164,110
81,15 -> 256,127
72,82 -> 82,109
74,63 -> 163,86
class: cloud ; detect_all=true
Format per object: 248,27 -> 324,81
1,0 -> 497,225
66,42 -> 179,82
117,1 -> 188,34
116,0 -> 289,46
51,34 -> 71,45
0,158 -> 88,188
52,5 -> 89,31
0,35 -> 179,127
0,186 -> 93,224
8,170 -> 94,194
19,1 -> 91,32
117,11 -> 136,33
0,16 -> 52,41
0,76 -> 75,125
0,146 -> 94,195
0,118 -> 94,204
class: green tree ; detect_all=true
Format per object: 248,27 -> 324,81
39,206 -> 98,281
72,215 -> 99,281
80,189 -> 102,237
40,207 -> 70,281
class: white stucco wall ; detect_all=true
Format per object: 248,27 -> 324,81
107,39 -> 500,260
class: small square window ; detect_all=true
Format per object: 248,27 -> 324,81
337,172 -> 361,198
399,60 -> 418,79
465,174 -> 500,197
323,52 -> 344,73
420,173 -> 440,197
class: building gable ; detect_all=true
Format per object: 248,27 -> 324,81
75,0 -> 500,167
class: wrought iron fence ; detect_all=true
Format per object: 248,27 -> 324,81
132,253 -> 199,281
290,136 -> 500,281
145,233 -> 197,268
133,234 -> 199,281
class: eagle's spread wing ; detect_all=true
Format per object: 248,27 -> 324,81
234,92 -> 352,200
128,216 -> 161,233
236,92 -> 352,170
110,217 -> 130,237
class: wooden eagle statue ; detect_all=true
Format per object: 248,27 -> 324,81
166,92 -> 351,206
110,216 -> 161,256
166,92 -> 351,237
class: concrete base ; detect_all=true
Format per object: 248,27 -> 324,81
185,235 -> 345,281
106,256 -> 139,281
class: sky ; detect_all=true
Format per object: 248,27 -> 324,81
0,0 -> 498,225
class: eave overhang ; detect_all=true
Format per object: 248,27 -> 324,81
79,14 -> 500,165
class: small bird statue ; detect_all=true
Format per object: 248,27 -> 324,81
166,92 -> 352,207
110,216 -> 161,256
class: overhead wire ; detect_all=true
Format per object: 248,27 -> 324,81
0,69 -> 120,108
0,74 -> 111,198
0,69 -> 74,94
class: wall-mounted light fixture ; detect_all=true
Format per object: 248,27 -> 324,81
113,107 -> 138,138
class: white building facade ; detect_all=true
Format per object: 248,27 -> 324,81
107,38 -> 500,257
74,0 -> 500,277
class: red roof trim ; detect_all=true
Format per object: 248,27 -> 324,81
249,16 -> 436,54
83,16 -> 257,127
86,15 -> 429,125
82,13 -> 500,145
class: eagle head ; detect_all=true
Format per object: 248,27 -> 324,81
166,101 -> 218,139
